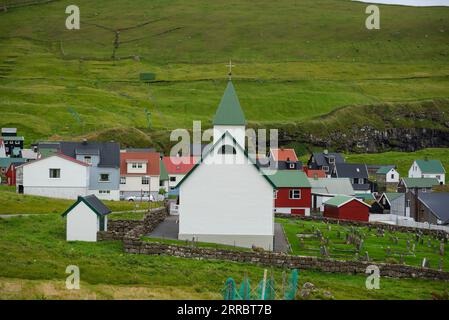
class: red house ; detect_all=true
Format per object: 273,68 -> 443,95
323,195 -> 370,222
269,171 -> 311,215
5,163 -> 19,186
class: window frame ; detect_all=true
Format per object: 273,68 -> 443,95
49,168 -> 61,179
289,189 -> 301,199
99,173 -> 110,182
142,176 -> 149,185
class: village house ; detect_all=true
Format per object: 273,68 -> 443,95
62,194 -> 111,242
333,163 -> 371,194
397,177 -> 439,193
270,170 -> 311,215
1,128 -> 24,157
323,195 -> 371,222
303,167 -> 326,179
378,192 -> 407,216
375,166 -> 400,192
162,156 -> 197,190
0,157 -> 26,179
17,153 -> 90,199
406,191 -> 449,225
308,177 -> 355,212
35,140 -> 121,200
176,80 -> 276,250
307,150 -> 344,177
119,150 -> 164,200
408,159 -> 445,185
268,148 -> 302,170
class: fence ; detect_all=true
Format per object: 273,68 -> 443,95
369,214 -> 449,233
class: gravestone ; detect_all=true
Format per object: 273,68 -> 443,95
406,240 -> 410,251
412,243 -> 416,253
427,239 -> 432,247
400,254 -> 404,264
364,251 -> 370,262
440,242 -> 445,256
439,258 -> 444,271
422,257 -> 429,268
386,246 -> 391,256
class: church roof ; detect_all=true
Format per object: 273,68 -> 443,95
212,81 -> 246,126
176,132 -> 275,189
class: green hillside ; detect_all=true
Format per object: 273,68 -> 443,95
0,0 -> 448,149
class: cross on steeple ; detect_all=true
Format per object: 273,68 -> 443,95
226,59 -> 235,80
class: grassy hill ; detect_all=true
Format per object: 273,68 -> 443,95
0,0 -> 448,149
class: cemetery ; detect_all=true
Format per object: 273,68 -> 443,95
279,218 -> 449,271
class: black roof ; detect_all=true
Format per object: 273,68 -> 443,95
419,192 -> 449,224
352,184 -> 371,191
335,163 -> 369,179
311,152 -> 345,167
276,160 -> 303,170
60,141 -> 120,168
82,194 -> 111,216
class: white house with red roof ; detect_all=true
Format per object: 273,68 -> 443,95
17,153 -> 90,199
119,150 -> 166,199
162,156 -> 197,190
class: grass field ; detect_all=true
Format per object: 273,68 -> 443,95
279,218 -> 449,271
0,0 -> 448,148
0,186 -> 136,215
1,213 -> 448,299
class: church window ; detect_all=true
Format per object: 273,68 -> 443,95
218,144 -> 236,155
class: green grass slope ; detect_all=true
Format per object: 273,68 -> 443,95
0,0 -> 448,147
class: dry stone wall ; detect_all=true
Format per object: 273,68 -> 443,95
124,240 -> 449,281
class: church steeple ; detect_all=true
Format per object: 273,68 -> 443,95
212,81 -> 246,126
212,80 -> 246,148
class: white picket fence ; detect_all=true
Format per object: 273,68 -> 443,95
369,214 -> 449,232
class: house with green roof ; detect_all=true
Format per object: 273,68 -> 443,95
408,159 -> 445,185
375,166 -> 400,192
323,195 -> 371,222
398,177 -> 440,193
177,80 -> 276,251
378,192 -> 406,216
265,170 -> 312,215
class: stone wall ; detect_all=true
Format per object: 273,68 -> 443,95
97,206 -> 168,241
275,213 -> 449,239
124,240 -> 449,281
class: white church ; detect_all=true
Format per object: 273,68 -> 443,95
176,80 -> 276,250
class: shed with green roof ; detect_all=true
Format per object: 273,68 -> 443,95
323,195 -> 370,222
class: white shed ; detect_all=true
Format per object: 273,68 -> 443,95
62,194 -> 111,242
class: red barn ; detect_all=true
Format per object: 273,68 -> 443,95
269,170 -> 311,216
323,195 -> 370,222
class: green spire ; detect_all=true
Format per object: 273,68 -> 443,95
212,81 -> 246,126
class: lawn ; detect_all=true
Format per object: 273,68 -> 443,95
0,0 -> 448,148
0,213 -> 448,299
279,218 -> 449,271
0,187 -> 136,215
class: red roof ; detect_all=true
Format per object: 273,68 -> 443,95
304,168 -> 326,178
163,156 -> 197,174
20,153 -> 90,167
271,148 -> 298,162
120,152 -> 160,176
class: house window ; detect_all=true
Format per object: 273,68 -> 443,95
170,176 -> 176,182
99,190 -> 110,194
137,163 -> 143,169
322,166 -> 329,172
436,175 -> 441,180
328,157 -> 335,164
289,163 -> 295,169
99,174 -> 110,182
142,176 -> 149,185
406,200 -> 410,208
289,189 -> 301,199
120,176 -> 126,184
391,174 -> 395,179
132,163 -> 137,168
218,145 -> 236,154
353,178 -> 359,184
49,168 -> 60,178
274,190 -> 278,199
84,156 -> 92,164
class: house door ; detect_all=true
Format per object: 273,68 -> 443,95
18,185 -> 24,194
